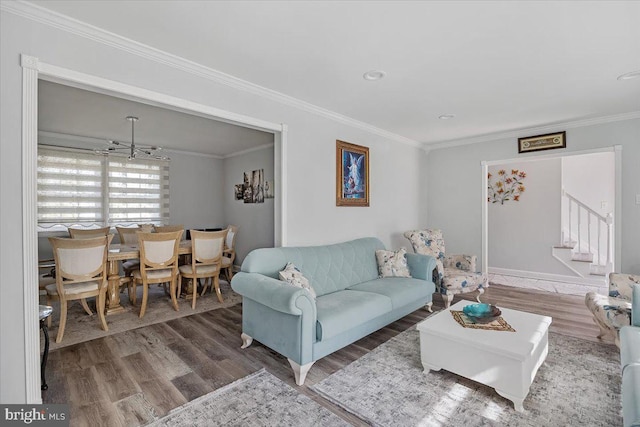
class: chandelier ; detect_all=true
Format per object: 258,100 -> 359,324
96,116 -> 168,160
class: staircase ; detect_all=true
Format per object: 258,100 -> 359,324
552,189 -> 613,282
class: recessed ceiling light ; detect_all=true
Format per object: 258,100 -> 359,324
438,114 -> 456,120
363,70 -> 386,81
617,70 -> 640,81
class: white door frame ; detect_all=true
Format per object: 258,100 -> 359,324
21,54 -> 287,402
481,145 -> 622,277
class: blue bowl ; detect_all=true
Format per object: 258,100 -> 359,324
463,303 -> 493,317
462,303 -> 501,323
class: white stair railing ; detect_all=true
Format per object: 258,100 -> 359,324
562,189 -> 613,272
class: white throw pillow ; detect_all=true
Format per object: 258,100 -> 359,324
376,248 -> 412,278
279,262 -> 317,299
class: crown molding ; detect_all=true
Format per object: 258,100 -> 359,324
222,143 -> 274,159
3,0 -> 421,148
425,111 -> 640,151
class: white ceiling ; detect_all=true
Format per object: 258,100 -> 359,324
30,1 -> 640,146
38,81 -> 274,157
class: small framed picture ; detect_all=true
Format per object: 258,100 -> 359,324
336,140 -> 369,207
518,131 -> 566,153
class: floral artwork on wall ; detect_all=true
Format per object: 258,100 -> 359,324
488,169 -> 527,204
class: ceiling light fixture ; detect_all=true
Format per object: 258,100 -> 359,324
438,114 -> 456,120
363,70 -> 386,81
96,116 -> 169,160
617,70 -> 640,81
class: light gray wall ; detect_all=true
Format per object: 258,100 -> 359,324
488,158 -> 571,274
1,11 -> 424,402
427,118 -> 640,277
169,151 -> 225,231
223,146 -> 275,266
562,152 -> 615,215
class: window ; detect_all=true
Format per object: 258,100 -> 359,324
37,146 -> 169,230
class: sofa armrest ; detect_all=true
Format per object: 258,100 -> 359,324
231,272 -> 316,316
406,253 -> 437,282
444,254 -> 477,272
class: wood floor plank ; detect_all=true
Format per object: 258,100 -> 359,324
171,371 -> 214,402
136,377 -> 188,417
92,358 -> 140,402
114,393 -> 157,427
166,338 -> 235,388
43,283 -> 613,426
70,399 -> 123,427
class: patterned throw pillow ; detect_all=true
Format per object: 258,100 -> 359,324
375,248 -> 412,278
279,262 -> 317,299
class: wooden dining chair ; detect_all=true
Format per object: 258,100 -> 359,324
131,230 -> 183,318
178,229 -> 227,309
68,226 -> 111,239
154,224 -> 184,234
46,235 -> 112,343
68,225 -> 111,315
116,225 -> 141,269
221,225 -> 238,282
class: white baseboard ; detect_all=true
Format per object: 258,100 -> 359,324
488,267 -> 606,287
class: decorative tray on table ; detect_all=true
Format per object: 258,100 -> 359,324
462,303 -> 502,324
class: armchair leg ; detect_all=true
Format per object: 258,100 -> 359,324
240,333 -> 253,349
287,359 -> 315,386
476,287 -> 485,303
444,292 -> 454,308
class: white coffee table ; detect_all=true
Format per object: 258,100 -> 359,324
416,300 -> 552,412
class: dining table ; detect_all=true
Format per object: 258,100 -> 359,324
105,240 -> 193,315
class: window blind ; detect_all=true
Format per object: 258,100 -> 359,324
37,146 -> 170,229
37,147 -> 104,227
107,157 -> 170,225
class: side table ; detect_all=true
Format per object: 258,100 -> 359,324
39,305 -> 53,391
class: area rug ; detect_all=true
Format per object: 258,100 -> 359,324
146,369 -> 350,427
44,280 -> 242,350
311,328 -> 622,426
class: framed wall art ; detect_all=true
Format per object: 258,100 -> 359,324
336,140 -> 369,207
518,131 -> 566,153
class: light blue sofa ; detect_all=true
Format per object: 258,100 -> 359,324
620,282 -> 640,427
230,237 -> 437,385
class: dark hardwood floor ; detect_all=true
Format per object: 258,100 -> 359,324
42,283 -> 613,426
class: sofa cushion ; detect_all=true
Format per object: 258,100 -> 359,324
375,248 -> 411,278
349,278 -> 434,309
620,326 -> 640,368
240,237 -> 385,297
315,290 -> 392,341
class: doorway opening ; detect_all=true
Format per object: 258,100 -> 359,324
21,54 -> 287,402
481,146 -> 621,297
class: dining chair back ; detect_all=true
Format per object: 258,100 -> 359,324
46,235 -> 112,342
116,226 -> 140,245
115,226 -> 143,289
132,230 -> 183,318
221,225 -> 238,282
68,226 -> 111,239
179,229 -> 227,309
138,223 -> 156,233
154,224 -> 184,234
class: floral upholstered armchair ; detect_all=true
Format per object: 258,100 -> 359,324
404,229 -> 488,308
585,272 -> 639,347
